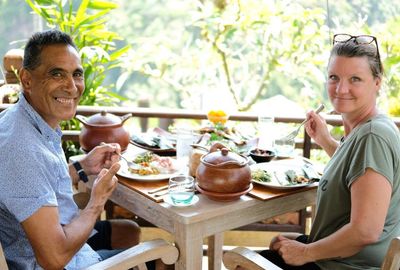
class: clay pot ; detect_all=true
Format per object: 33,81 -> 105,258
76,111 -> 132,152
196,145 -> 252,201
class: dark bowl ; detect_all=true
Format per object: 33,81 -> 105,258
249,149 -> 276,163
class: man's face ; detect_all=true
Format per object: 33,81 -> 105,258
21,44 -> 84,129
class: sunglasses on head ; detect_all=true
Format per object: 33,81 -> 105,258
333,33 -> 382,74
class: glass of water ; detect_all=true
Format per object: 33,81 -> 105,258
273,136 -> 295,157
168,175 -> 195,206
176,129 -> 195,174
257,114 -> 275,149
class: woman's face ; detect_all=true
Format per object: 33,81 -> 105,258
327,55 -> 381,115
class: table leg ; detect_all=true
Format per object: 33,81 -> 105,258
207,232 -> 224,270
174,223 -> 203,270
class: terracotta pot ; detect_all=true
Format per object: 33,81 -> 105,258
76,111 -> 132,152
196,145 -> 252,201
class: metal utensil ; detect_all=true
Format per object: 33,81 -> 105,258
281,104 -> 325,141
153,190 -> 169,197
190,144 -> 209,152
100,142 -> 137,169
148,185 -> 169,194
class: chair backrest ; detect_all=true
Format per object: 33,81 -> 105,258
381,236 -> 400,270
0,242 -> 9,270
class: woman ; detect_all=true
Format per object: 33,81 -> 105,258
259,34 -> 400,270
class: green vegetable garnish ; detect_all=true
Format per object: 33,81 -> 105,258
252,169 -> 272,182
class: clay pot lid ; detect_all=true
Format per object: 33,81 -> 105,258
86,111 -> 123,125
202,148 -> 248,167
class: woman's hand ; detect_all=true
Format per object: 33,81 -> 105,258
80,143 -> 121,175
305,111 -> 338,157
271,235 -> 313,266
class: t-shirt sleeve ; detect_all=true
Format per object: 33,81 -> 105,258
347,133 -> 394,187
2,151 -> 58,222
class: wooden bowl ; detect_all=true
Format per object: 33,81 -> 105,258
195,183 -> 253,202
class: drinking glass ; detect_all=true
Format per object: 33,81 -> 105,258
176,129 -> 195,174
273,136 -> 295,157
168,175 -> 195,205
257,115 -> 275,149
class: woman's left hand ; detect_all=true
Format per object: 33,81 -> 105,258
271,235 -> 312,266
80,143 -> 121,175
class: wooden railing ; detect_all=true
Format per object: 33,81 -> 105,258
0,103 -> 348,158
3,103 -> 400,157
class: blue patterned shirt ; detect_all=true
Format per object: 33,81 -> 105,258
0,93 -> 101,269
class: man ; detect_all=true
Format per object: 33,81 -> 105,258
0,29 -> 140,269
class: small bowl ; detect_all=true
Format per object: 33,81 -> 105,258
249,149 -> 276,163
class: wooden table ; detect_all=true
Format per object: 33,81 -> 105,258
87,178 -> 317,270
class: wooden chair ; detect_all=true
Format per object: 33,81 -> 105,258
223,236 -> 400,270
0,238 -> 178,270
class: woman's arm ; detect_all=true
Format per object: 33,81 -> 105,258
272,168 -> 391,265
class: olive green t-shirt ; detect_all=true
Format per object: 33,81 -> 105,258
309,114 -> 400,270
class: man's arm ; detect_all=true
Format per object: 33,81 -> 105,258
22,163 -> 119,269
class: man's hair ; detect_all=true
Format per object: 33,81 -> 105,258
330,41 -> 383,78
23,29 -> 78,70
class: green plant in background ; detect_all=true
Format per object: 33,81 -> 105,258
114,0 -> 329,113
194,0 -> 329,111
25,0 -> 130,157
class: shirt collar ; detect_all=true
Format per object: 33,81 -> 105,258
18,93 -> 63,141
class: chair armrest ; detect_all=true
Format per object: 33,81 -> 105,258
84,239 -> 179,270
223,247 -> 282,270
381,236 -> 400,270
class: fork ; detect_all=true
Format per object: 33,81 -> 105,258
100,142 -> 137,169
280,104 -> 325,141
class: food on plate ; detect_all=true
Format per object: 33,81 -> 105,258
251,164 -> 315,187
252,169 -> 272,182
285,169 -> 311,185
128,152 -> 177,176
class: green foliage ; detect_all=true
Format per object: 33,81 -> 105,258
110,0 -> 330,112
25,0 -> 129,106
193,0 -> 329,111
25,0 -> 130,158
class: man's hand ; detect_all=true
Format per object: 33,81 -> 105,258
88,162 -> 121,211
80,143 -> 121,175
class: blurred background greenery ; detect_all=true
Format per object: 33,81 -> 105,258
1,0 -> 400,116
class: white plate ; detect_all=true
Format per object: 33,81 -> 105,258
250,160 -> 318,190
116,153 -> 179,181
163,194 -> 199,207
